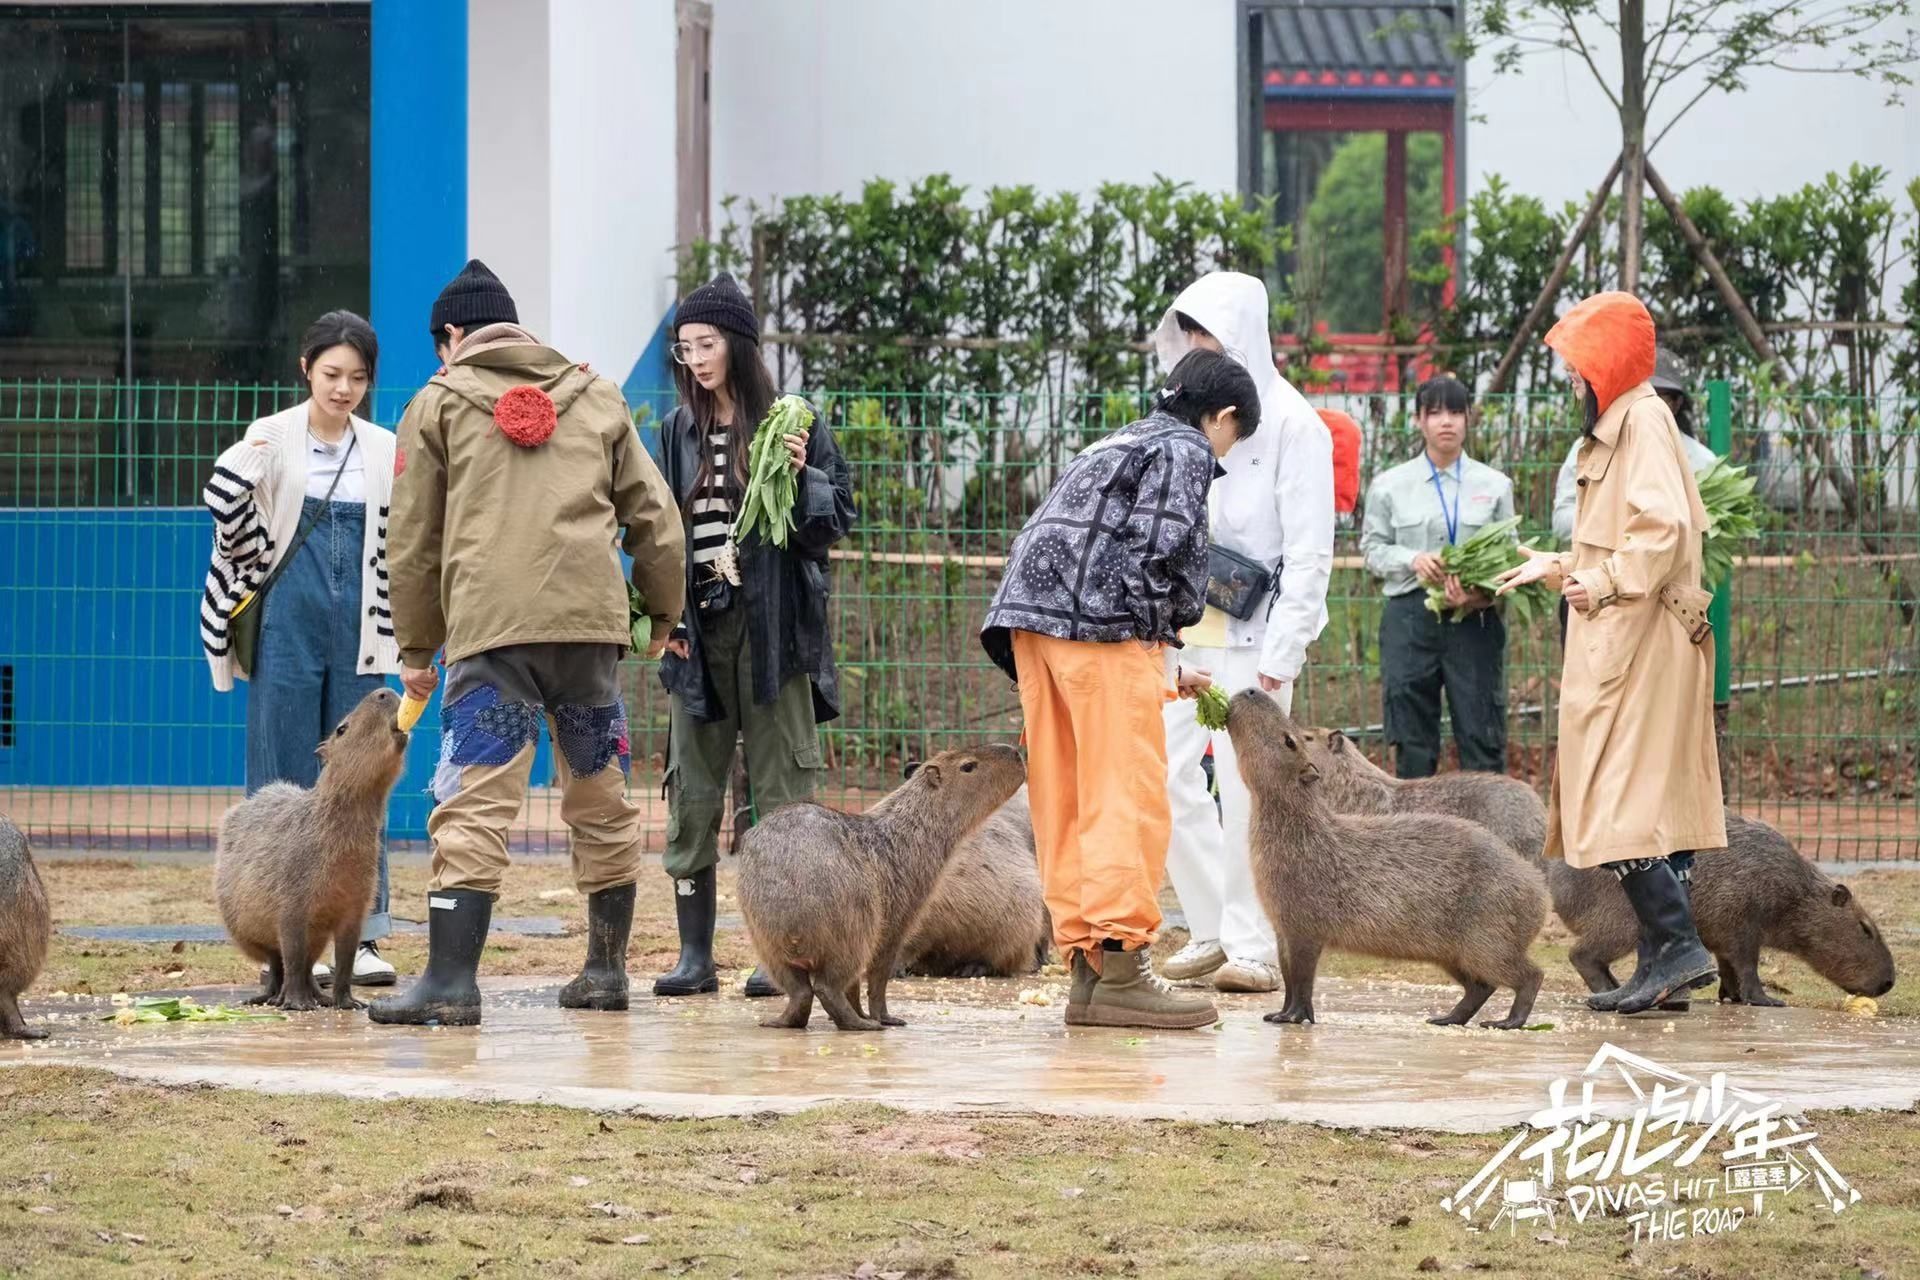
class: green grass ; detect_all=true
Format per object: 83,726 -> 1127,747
4,1067 -> 1919,1279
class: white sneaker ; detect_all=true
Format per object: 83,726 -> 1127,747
1212,957 -> 1281,993
1161,939 -> 1227,981
350,943 -> 397,987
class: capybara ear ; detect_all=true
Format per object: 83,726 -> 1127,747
1832,883 -> 1852,907
903,760 -> 922,780
1328,729 -> 1348,752
920,762 -> 944,790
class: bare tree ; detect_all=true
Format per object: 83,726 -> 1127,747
1472,0 -> 1916,292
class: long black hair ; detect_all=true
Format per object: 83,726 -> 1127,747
672,330 -> 778,510
1580,384 -> 1601,438
299,310 -> 378,383
1660,388 -> 1697,439
1156,349 -> 1260,440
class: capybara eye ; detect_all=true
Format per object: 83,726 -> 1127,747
961,761 -> 977,774
334,723 -> 348,737
1863,922 -> 1874,938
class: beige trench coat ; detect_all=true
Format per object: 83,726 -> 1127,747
1545,383 -> 1727,867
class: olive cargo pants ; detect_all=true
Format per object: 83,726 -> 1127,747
427,643 -> 641,896
664,605 -> 821,881
1011,630 -> 1173,957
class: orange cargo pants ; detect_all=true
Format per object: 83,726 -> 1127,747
1010,630 -> 1173,958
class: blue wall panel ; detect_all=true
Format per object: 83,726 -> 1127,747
0,508 -> 569,842
370,0 -> 470,408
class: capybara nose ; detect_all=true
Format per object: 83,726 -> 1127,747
1872,977 -> 1895,997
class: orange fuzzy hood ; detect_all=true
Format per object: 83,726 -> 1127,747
1543,291 -> 1657,415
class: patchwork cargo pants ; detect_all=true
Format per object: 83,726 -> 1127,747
663,606 -> 821,881
428,642 -> 641,896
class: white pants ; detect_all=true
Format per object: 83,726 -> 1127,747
1162,644 -> 1286,966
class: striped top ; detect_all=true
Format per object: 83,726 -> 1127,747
197,406 -> 400,691
690,427 -> 736,569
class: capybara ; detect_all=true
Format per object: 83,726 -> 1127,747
738,743 -> 1026,1031
214,687 -> 408,1012
1552,815 -> 1896,1005
0,816 -> 52,1040
899,785 -> 1048,978
1297,725 -> 1547,859
1227,691 -> 1548,1029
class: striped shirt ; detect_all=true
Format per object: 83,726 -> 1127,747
690,427 -> 736,569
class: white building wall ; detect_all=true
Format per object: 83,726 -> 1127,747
468,0 -> 552,338
709,0 -> 1239,210
468,0 -> 678,383
547,0 -> 678,376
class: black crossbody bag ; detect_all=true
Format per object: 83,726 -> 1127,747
1204,544 -> 1277,621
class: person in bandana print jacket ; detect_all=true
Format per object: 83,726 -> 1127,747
372,260 -> 686,1029
981,349 -> 1259,1033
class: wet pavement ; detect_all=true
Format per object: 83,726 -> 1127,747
5,976 -> 1914,1131
59,917 -> 570,943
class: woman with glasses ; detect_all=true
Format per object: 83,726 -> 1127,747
652,274 -> 856,998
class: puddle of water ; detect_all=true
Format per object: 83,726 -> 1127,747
5,976 -> 1913,1131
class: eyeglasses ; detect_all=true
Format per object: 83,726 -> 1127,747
670,337 -> 726,365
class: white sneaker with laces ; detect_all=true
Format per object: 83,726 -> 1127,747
350,943 -> 397,986
1161,939 -> 1227,981
1212,957 -> 1281,993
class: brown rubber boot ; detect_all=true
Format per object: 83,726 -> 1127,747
1073,945 -> 1219,1030
1063,949 -> 1099,1021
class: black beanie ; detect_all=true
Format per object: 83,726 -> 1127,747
429,258 -> 518,337
674,273 -> 759,344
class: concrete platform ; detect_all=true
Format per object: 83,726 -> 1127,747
5,976 -> 1914,1132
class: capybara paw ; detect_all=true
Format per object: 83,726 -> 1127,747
954,963 -> 991,980
242,991 -> 277,1007
879,1015 -> 906,1028
1479,1016 -> 1527,1030
760,1016 -> 807,1030
333,996 -> 368,1012
276,992 -> 322,1013
1263,1008 -> 1312,1025
5,1025 -> 50,1041
831,1017 -> 882,1032
1427,1013 -> 1470,1027
1745,991 -> 1787,1007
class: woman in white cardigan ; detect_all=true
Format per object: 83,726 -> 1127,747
200,310 -> 411,987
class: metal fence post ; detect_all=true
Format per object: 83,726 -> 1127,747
1707,379 -> 1733,798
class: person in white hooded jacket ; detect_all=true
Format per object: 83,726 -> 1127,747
1150,272 -> 1336,992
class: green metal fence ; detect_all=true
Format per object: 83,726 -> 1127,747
2,379 -> 1915,859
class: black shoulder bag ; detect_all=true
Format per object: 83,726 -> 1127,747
1204,544 -> 1277,621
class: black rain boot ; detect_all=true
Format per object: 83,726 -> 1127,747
653,866 -> 719,996
1658,872 -> 1695,1012
743,968 -> 781,998
1587,915 -> 1656,1012
369,889 -> 493,1027
1610,861 -> 1717,1015
1593,863 -> 1697,1013
559,883 -> 635,1011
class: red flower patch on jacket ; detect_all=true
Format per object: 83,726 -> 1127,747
494,385 -> 557,447
394,446 -> 407,477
